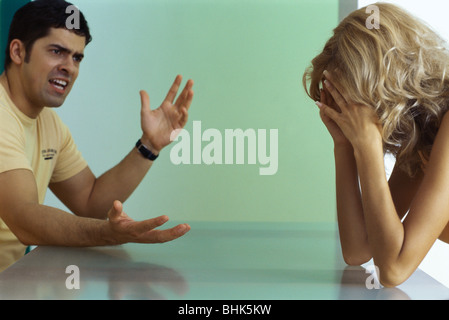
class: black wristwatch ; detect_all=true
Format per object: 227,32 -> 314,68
135,139 -> 159,161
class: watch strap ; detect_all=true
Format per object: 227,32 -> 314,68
135,139 -> 159,161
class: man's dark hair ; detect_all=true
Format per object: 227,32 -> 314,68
4,0 -> 92,69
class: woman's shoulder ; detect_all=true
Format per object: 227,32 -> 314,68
427,111 -> 449,164
442,110 -> 449,124
436,111 -> 449,139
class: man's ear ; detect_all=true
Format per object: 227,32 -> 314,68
9,39 -> 27,66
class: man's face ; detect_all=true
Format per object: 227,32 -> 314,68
20,28 -> 86,109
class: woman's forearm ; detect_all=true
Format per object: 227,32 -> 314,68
334,144 -> 372,264
354,142 -> 405,274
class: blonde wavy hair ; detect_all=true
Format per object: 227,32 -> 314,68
303,2 -> 449,176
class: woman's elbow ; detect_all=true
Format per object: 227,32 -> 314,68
377,265 -> 411,288
342,252 -> 372,266
342,256 -> 411,287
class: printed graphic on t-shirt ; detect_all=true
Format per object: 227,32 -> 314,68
41,148 -> 58,160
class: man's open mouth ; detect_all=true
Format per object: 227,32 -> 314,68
49,79 -> 68,91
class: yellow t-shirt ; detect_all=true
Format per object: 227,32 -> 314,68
0,83 -> 87,272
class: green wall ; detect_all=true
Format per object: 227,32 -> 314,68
2,0 -> 339,223
0,0 -> 30,73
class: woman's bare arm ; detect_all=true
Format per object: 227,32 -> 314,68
320,72 -> 449,287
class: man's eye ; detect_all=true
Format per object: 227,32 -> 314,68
52,49 -> 61,55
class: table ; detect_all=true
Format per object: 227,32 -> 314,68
0,222 -> 448,300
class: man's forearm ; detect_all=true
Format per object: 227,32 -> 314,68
85,145 -> 154,219
15,203 -> 116,247
14,200 -> 187,247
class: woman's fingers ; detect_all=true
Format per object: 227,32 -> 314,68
316,101 -> 341,125
323,70 -> 352,112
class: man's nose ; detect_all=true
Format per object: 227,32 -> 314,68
58,56 -> 77,76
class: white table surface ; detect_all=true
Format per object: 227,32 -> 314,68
0,222 -> 448,300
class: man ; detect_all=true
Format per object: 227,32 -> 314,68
0,0 -> 193,272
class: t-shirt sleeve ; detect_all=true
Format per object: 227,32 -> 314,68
50,119 -> 88,183
0,109 -> 32,174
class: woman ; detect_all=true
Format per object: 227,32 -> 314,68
303,2 -> 449,287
